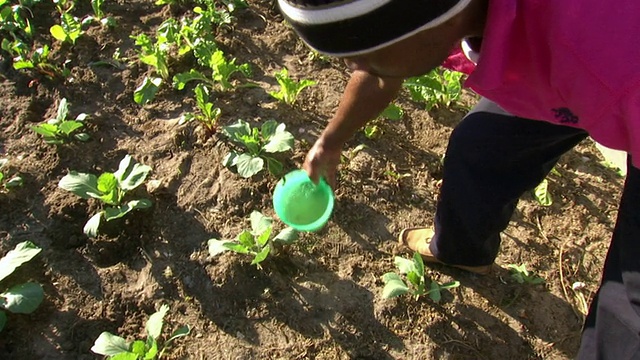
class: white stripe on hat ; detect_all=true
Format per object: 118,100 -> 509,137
278,0 -> 391,25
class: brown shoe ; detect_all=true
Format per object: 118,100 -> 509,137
398,227 -> 493,275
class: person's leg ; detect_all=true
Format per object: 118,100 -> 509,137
577,159 -> 640,359
429,100 -> 588,266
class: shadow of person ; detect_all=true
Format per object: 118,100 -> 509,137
182,252 -> 404,359
424,263 -> 584,358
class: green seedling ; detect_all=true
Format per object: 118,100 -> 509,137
507,263 -> 544,285
0,241 -> 44,332
382,252 -> 460,302
208,211 -> 298,268
404,67 -> 463,111
0,159 -> 24,191
58,154 -> 153,237
340,143 -> 366,165
31,98 -> 90,144
179,83 -> 221,135
384,169 -> 410,184
533,178 -> 553,206
2,40 -> 70,78
0,0 -> 42,41
363,103 -> 404,139
269,68 -> 316,105
221,119 -> 294,178
91,304 -> 190,359
174,47 -> 251,91
50,12 -> 85,44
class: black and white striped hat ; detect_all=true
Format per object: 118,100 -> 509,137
278,0 -> 472,57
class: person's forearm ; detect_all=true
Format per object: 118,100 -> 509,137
320,70 -> 404,147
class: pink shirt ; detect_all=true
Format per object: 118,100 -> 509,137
458,0 -> 640,168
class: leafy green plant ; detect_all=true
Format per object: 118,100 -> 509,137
58,154 -> 153,237
533,178 -> 552,206
221,119 -> 294,178
269,68 -> 316,105
0,158 -> 24,191
50,11 -> 85,45
404,67 -> 463,111
208,211 -> 298,268
91,304 -> 190,359
31,98 -> 90,144
174,46 -> 251,91
507,263 -> 544,285
179,83 -> 221,135
384,169 -> 410,184
131,26 -> 174,105
340,143 -> 366,165
1,39 -> 70,78
0,0 -> 42,41
85,0 -> 115,27
382,252 -> 460,301
0,241 -> 44,332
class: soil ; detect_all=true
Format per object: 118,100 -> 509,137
0,1 -> 626,359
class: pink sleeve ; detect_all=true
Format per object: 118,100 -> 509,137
441,44 -> 476,75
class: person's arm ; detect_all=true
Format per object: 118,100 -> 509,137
304,70 -> 404,186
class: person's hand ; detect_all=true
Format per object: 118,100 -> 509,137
303,137 -> 342,188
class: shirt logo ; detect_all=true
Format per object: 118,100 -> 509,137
552,107 -> 579,124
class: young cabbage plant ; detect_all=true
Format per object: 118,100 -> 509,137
1,40 -> 70,78
58,154 -> 153,237
91,304 -> 190,360
31,98 -> 90,144
208,211 -> 298,268
507,263 -> 545,285
0,241 -> 44,332
221,119 -> 294,178
268,68 -> 316,105
404,67 -> 463,111
179,83 -> 221,135
85,0 -> 115,27
0,158 -> 24,191
174,46 -> 251,91
533,178 -> 553,206
382,252 -> 460,302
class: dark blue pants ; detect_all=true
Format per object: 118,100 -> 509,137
430,110 -> 640,359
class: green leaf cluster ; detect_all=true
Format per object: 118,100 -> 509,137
0,0 -> 42,41
0,241 -> 44,332
179,84 -> 222,135
91,304 -> 190,359
208,211 -> 298,268
507,263 -> 545,285
382,253 -> 460,302
404,67 -> 463,111
58,155 -> 153,237
50,12 -> 84,45
269,68 -> 316,105
31,98 -> 90,144
174,46 -> 251,91
0,158 -> 24,191
221,119 -> 294,178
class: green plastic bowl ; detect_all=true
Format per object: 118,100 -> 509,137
273,170 -> 334,232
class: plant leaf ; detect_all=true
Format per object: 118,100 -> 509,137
134,76 -> 162,105
262,125 -> 293,153
84,212 -> 103,237
412,252 -> 425,277
428,281 -> 442,303
103,199 -> 152,221
1,282 -> 44,313
130,340 -> 146,356
237,230 -> 255,249
59,171 -> 101,200
256,227 -> 272,247
251,245 -> 270,266
111,353 -> 139,360
146,304 -> 169,340
114,155 -> 152,191
91,332 -> 131,356
0,241 -> 42,282
381,272 -> 409,299
394,256 -> 415,275
58,121 -> 84,135
49,24 -> 68,42
273,227 -> 298,244
260,120 -> 278,139
166,325 -> 190,344
223,242 -> 250,254
208,239 -> 232,256
235,154 -> 264,178
534,179 -> 553,206
250,211 -> 272,236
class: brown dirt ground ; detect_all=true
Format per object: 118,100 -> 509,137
0,1 -> 625,359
